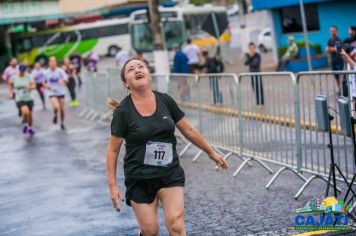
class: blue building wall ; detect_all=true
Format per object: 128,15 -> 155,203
272,0 -> 355,54
252,0 -> 332,11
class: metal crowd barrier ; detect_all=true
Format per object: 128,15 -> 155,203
236,72 -> 304,185
294,71 -> 356,198
195,74 -> 253,169
168,73 -> 199,158
79,71 -> 109,122
81,69 -> 356,200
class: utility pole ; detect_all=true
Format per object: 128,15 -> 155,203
148,0 -> 163,51
148,0 -> 169,92
299,0 -> 312,71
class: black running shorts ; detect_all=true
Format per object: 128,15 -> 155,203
124,166 -> 185,206
16,100 -> 34,111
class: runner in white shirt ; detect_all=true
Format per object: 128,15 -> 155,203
31,62 -> 47,110
44,57 -> 68,130
183,39 -> 201,74
115,48 -> 130,70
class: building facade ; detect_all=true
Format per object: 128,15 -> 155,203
252,0 -> 355,64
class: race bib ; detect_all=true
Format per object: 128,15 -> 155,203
18,88 -> 29,97
144,141 -> 173,167
50,84 -> 60,93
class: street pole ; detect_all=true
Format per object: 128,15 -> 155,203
237,0 -> 248,56
211,12 -> 221,58
299,0 -> 312,71
148,0 -> 169,92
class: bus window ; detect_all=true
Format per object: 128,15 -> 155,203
80,28 -> 98,40
46,32 -> 65,46
21,38 -> 32,52
131,23 -> 153,52
163,21 -> 184,50
100,24 -> 129,37
184,14 -> 210,36
32,35 -> 47,48
62,31 -> 79,43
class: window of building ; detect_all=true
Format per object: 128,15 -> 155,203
280,4 -> 320,34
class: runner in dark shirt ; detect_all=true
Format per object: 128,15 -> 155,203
106,57 -> 228,236
69,51 -> 82,87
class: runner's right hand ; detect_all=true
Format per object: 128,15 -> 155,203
109,185 -> 124,212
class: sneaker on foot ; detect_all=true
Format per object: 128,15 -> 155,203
53,115 -> 58,124
73,100 -> 79,107
69,101 -> 75,107
60,124 -> 66,130
28,128 -> 35,136
22,125 -> 28,135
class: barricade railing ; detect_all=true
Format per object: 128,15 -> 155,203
236,72 -> 307,192
80,71 -> 109,122
81,69 -> 356,200
196,74 -> 253,169
168,73 -> 199,158
294,71 -> 356,198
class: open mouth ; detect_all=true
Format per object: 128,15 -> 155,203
135,74 -> 145,80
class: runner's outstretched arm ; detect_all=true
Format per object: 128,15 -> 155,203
176,118 -> 228,169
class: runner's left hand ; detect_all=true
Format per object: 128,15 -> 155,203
208,152 -> 228,169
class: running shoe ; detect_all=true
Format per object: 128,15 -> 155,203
28,128 -> 35,137
22,125 -> 28,135
70,100 -> 79,107
53,115 -> 58,124
73,99 -> 79,107
60,124 -> 66,130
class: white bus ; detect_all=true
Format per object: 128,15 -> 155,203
128,4 -> 231,64
12,18 -> 130,64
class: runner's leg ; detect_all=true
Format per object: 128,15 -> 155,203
131,198 -> 160,236
157,187 -> 186,236
58,97 -> 65,129
50,97 -> 59,124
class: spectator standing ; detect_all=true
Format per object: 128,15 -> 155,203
172,44 -> 190,101
183,39 -> 201,74
245,42 -> 264,106
326,26 -> 344,95
202,48 -> 224,105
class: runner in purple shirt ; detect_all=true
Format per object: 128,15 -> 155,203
2,58 -> 18,84
4,58 -> 21,116
31,62 -> 47,110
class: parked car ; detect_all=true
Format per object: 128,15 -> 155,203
257,28 -> 272,53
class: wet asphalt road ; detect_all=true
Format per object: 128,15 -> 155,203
0,84 -> 351,236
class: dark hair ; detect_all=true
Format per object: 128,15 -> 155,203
330,25 -> 338,30
186,38 -> 192,44
249,42 -> 255,47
